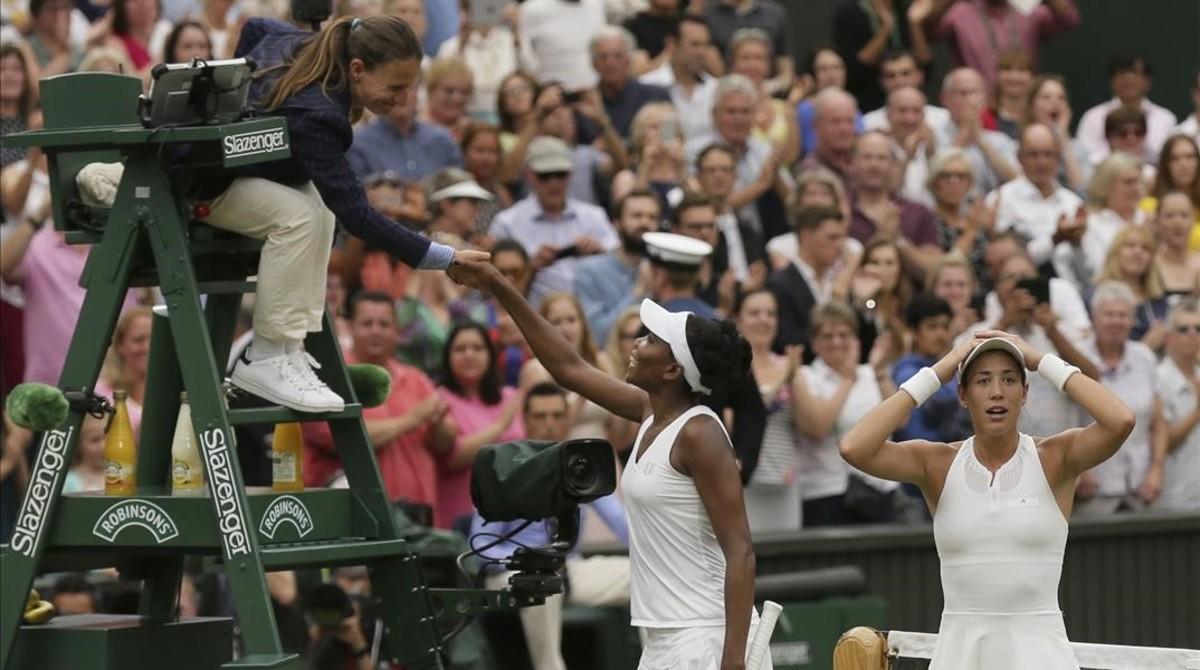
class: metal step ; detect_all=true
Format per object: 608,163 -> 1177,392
259,538 -> 411,570
222,653 -> 303,669
226,403 -> 362,425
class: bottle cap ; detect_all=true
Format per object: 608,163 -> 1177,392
113,390 -> 128,400
180,391 -> 188,403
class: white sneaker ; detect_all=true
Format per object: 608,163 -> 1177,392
286,351 -> 345,412
231,352 -> 344,413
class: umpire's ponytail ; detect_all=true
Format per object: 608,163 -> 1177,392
263,15 -> 422,115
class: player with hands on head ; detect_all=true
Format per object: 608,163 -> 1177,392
839,328 -> 1134,669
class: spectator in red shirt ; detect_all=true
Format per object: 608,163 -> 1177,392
302,292 -> 457,524
921,0 -> 1080,86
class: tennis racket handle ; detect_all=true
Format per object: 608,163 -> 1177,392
745,601 -> 783,670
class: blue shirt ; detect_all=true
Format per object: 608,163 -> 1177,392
602,79 -> 672,138
230,19 -> 453,270
662,296 -> 716,319
348,117 -> 463,183
796,99 -> 865,159
575,253 -> 640,347
892,353 -> 970,443
490,196 -> 620,307
469,495 -> 630,574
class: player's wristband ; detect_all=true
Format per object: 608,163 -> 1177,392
1037,354 -> 1079,393
899,367 -> 941,407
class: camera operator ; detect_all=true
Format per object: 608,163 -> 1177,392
305,582 -> 373,670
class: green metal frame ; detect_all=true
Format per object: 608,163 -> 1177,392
0,72 -> 534,670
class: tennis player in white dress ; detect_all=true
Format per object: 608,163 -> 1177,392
477,255 -> 767,670
840,332 -> 1135,670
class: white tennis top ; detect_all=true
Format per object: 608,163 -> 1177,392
930,433 -> 1078,669
621,405 -> 728,628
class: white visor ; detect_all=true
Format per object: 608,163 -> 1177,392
639,299 -> 712,396
431,180 -> 494,203
957,337 -> 1027,384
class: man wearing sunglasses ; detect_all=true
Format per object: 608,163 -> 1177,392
1076,52 -> 1178,165
1155,298 -> 1200,513
490,136 -> 619,307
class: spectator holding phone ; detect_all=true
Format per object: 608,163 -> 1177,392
610,102 -> 687,210
962,248 -> 1098,439
490,136 -> 619,307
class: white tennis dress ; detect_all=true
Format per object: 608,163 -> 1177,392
622,406 -> 766,670
930,433 -> 1078,670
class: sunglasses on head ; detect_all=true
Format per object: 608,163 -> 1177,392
535,171 -> 570,182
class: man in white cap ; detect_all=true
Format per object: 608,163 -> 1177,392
490,136 -> 619,307
643,230 -> 716,318
424,167 -> 494,249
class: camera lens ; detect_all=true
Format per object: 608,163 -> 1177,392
565,453 -> 597,493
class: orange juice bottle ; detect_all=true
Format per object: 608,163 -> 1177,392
104,390 -> 137,495
271,423 -> 304,492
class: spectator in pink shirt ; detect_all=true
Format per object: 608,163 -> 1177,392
302,292 -> 457,523
436,321 -> 524,530
1,222 -> 139,388
920,0 -> 1081,85
94,307 -> 153,437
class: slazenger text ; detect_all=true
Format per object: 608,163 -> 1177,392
223,129 -> 287,157
11,427 -> 74,556
200,428 -> 251,558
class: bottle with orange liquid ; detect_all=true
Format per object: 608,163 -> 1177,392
104,390 -> 138,495
271,422 -> 304,492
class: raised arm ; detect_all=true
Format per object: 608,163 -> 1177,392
987,330 -> 1135,481
477,262 -> 648,422
676,415 -> 754,670
839,336 -> 980,491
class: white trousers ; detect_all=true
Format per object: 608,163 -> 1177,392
203,178 -> 335,343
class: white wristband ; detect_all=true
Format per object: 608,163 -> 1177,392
1037,354 -> 1079,392
899,367 -> 941,407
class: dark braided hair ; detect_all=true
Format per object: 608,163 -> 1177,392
685,316 -> 753,410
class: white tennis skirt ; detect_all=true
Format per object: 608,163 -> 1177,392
638,618 -> 771,670
930,610 -> 1078,670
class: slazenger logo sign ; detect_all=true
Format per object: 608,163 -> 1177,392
92,499 -> 180,543
223,128 -> 288,159
259,495 -> 314,540
200,428 -> 251,558
11,427 -> 74,557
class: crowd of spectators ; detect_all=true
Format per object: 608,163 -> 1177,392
1,0 -> 1199,665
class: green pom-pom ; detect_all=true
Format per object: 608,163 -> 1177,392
6,383 -> 69,431
347,364 -> 391,408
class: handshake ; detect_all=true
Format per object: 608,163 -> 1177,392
446,249 -> 501,291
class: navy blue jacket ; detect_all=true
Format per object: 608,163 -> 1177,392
226,18 -> 451,270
